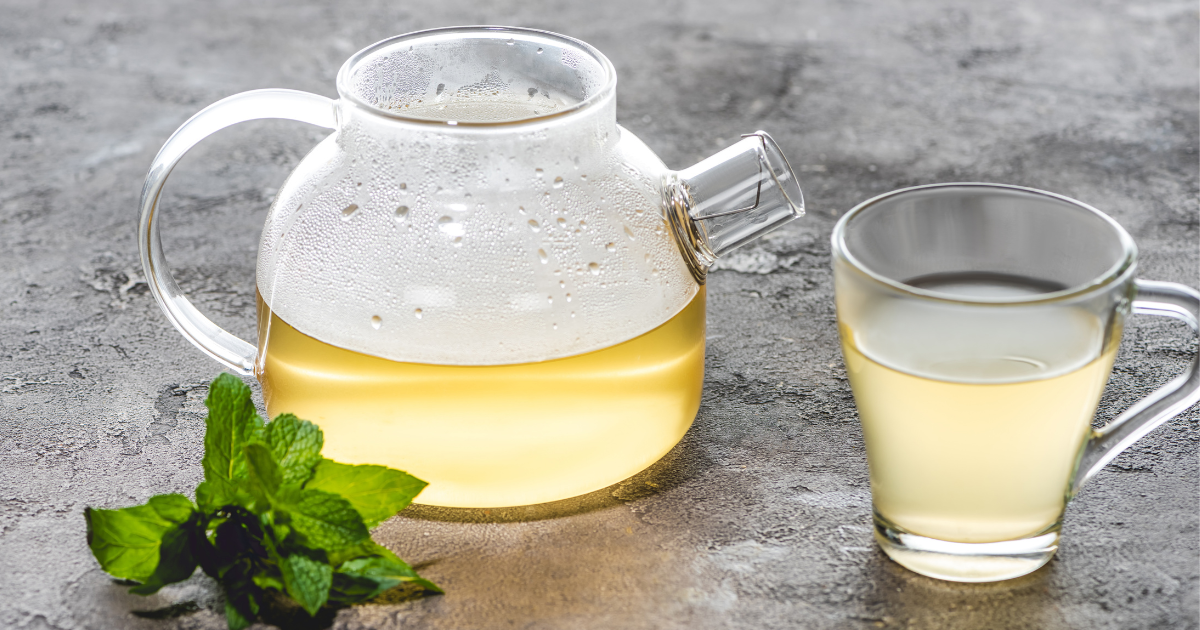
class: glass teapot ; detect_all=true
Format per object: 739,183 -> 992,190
139,26 -> 804,508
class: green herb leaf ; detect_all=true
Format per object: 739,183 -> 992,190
198,506 -> 266,580
129,512 -> 201,595
251,572 -> 285,592
195,478 -> 233,513
244,443 -> 282,507
219,566 -> 260,630
84,494 -> 196,583
279,488 -> 370,551
224,599 -> 252,630
335,555 -> 442,599
263,413 -> 324,487
306,459 -> 427,528
86,373 -> 440,626
325,538 -> 397,567
279,549 -> 333,616
203,373 -> 264,486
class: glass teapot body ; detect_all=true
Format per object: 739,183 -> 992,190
257,94 -> 697,369
256,88 -> 703,508
139,27 -> 804,507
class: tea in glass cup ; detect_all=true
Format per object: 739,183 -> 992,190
833,183 -> 1200,582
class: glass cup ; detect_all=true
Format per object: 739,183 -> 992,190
831,183 -> 1200,582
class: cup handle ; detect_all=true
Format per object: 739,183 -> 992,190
1070,279 -> 1200,494
138,89 -> 337,375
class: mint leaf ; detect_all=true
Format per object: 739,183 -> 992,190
219,561 -> 262,630
280,550 -> 333,616
197,506 -> 267,580
244,443 -> 282,505
129,513 -> 201,595
306,459 -> 427,528
203,373 -> 264,486
87,373 -> 440,626
279,488 -> 370,550
224,600 -> 252,630
195,478 -> 233,513
263,414 -> 323,487
84,494 -> 195,583
335,555 -> 441,599
329,540 -> 441,604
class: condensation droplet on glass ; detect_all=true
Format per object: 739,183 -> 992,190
438,216 -> 465,238
414,308 -> 423,319
538,248 -> 549,264
399,182 -> 407,190
624,225 -> 635,240
436,83 -> 445,95
395,205 -> 409,222
579,220 -> 587,230
588,262 -> 600,275
552,176 -> 563,189
506,38 -> 514,45
528,219 -> 541,233
452,236 -> 463,247
605,242 -> 616,252
547,295 -> 553,304
371,315 -> 382,330
518,205 -> 527,215
580,174 -> 587,181
559,280 -> 565,289
341,204 -> 358,219
356,181 -> 362,187
565,293 -> 572,302
535,168 -> 543,178
556,217 -> 567,227
536,47 -> 544,54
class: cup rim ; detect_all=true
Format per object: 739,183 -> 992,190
831,182 -> 1139,305
335,25 -> 617,128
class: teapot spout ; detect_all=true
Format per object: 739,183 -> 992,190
663,132 -> 804,283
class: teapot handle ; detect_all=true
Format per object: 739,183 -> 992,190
1069,279 -> 1200,494
138,89 -> 337,375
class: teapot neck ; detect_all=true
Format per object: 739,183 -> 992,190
334,95 -> 619,160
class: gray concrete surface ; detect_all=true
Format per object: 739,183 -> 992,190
1,0 -> 1197,628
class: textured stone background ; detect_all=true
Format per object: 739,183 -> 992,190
1,1 -> 1197,629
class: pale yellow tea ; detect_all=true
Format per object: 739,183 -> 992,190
841,279 -> 1117,543
255,288 -> 705,508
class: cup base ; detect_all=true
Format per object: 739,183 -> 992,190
873,514 -> 1059,582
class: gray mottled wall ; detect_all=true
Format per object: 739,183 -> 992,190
1,1 -> 1196,629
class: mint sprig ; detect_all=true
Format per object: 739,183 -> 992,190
84,373 -> 440,629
